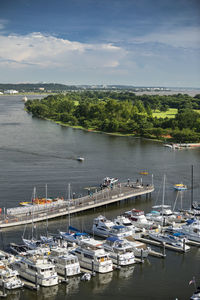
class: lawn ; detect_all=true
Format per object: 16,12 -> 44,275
153,108 -> 177,119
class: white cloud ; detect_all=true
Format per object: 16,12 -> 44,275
132,27 -> 200,49
0,32 -> 125,69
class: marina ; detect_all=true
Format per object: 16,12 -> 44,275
0,95 -> 199,300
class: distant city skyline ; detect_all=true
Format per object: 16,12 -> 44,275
0,0 -> 199,87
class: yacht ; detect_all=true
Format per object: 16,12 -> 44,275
0,261 -> 24,290
92,215 -> 115,238
49,247 -> 80,276
114,215 -> 136,233
13,253 -> 58,287
103,237 -> 135,266
71,243 -> 113,273
125,209 -> 153,229
125,236 -> 151,258
108,225 -> 133,239
148,231 -> 190,251
169,219 -> 200,243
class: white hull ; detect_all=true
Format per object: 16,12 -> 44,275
15,267 -> 58,286
77,258 -> 113,273
55,264 -> 80,276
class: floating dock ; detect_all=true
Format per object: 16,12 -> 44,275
0,182 -> 154,229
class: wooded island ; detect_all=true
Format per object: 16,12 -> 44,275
25,91 -> 200,142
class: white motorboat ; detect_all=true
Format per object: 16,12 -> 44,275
125,237 -> 151,258
49,247 -> 80,276
125,209 -> 154,229
71,243 -> 113,273
103,237 -> 135,266
13,253 -> 58,287
92,215 -> 115,238
170,219 -> 200,243
0,261 -> 24,290
108,225 -> 133,239
114,215 -> 136,233
148,232 -> 190,251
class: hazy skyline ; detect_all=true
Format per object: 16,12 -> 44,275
0,0 -> 200,87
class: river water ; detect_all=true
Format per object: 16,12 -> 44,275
0,95 -> 199,300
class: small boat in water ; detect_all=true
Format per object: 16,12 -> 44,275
173,183 -> 187,191
77,157 -> 84,162
139,171 -> 148,175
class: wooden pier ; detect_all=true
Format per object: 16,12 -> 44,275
0,182 -> 154,229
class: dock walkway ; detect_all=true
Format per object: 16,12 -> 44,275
0,182 -> 154,229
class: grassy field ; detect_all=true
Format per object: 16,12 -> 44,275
153,108 -> 177,119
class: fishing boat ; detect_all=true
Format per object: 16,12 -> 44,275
92,215 -> 115,238
71,243 -> 113,273
13,253 -> 58,287
173,183 -> 187,191
102,237 -> 135,266
48,247 -> 80,277
148,232 -> 190,251
0,261 -> 24,290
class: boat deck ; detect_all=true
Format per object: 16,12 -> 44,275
0,182 -> 154,229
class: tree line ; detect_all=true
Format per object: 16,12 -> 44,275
25,91 -> 200,142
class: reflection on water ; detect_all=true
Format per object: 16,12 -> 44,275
5,289 -> 21,300
115,265 -> 135,280
65,276 -> 80,295
90,272 -> 113,294
37,285 -> 59,300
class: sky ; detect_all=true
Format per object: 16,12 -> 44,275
0,0 -> 200,87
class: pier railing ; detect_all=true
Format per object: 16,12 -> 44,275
0,182 -> 154,228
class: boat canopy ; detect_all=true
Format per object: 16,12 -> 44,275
112,225 -> 125,230
106,236 -> 122,243
186,219 -> 196,225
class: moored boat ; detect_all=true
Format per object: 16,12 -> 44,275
13,253 -> 59,287
102,237 -> 135,266
0,261 -> 24,290
71,243 -> 113,273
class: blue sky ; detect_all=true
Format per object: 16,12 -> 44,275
0,0 -> 199,87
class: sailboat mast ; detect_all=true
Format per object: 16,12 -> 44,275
68,183 -> 71,230
162,174 -> 166,224
191,165 -> 194,210
32,186 -> 36,240
45,184 -> 48,237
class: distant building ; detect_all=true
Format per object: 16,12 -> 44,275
4,89 -> 19,94
0,91 -> 3,95
38,87 -> 45,91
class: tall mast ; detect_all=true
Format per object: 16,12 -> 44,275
191,165 -> 194,210
45,184 -> 48,237
68,183 -> 71,230
162,174 -> 166,224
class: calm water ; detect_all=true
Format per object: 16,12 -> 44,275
0,95 -> 199,300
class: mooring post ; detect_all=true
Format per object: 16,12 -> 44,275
141,248 -> 144,263
183,238 -> 186,252
163,242 -> 166,257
